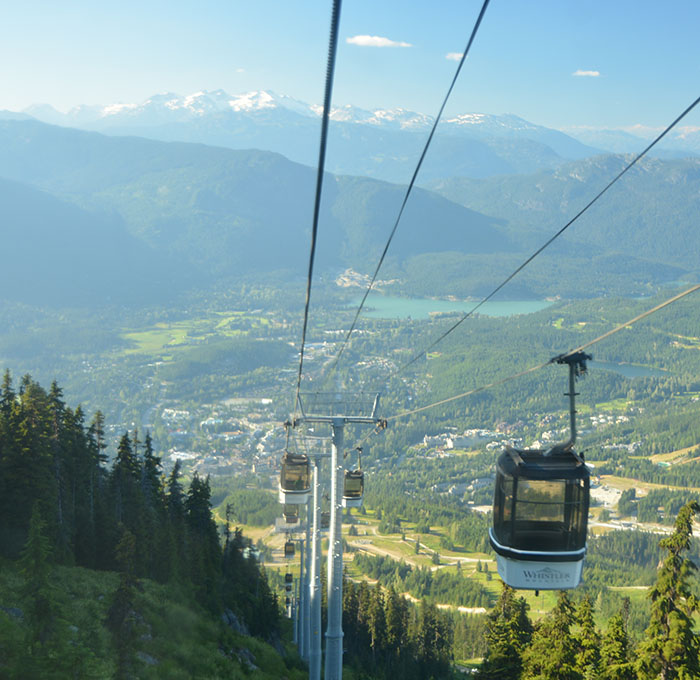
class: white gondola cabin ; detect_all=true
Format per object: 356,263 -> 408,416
279,452 -> 311,504
489,352 -> 592,590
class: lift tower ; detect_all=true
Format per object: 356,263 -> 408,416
293,393 -> 385,680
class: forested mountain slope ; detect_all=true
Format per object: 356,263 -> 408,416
428,155 -> 700,271
0,120 -> 511,300
0,177 -> 185,305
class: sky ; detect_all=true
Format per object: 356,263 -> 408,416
2,0 -> 699,132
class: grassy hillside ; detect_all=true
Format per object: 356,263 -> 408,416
0,559 -> 307,680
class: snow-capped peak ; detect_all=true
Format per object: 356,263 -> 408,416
318,103 -> 432,129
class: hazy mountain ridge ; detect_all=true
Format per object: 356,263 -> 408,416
0,120 -> 512,305
427,153 -> 700,271
0,119 -> 696,309
0,176 -> 185,305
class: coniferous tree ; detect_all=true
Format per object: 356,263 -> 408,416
415,599 -> 453,679
576,596 -> 601,680
0,373 -> 283,670
47,381 -> 70,561
478,584 -> 532,680
600,611 -> 635,680
87,410 -> 108,466
85,410 -> 109,568
385,584 -> 410,661
636,500 -> 700,680
141,431 -> 162,509
342,579 -> 360,654
221,527 -> 278,636
367,584 -> 387,665
4,378 -> 56,558
140,431 -> 169,581
185,474 -> 221,610
522,591 -> 581,680
164,460 -> 186,583
110,433 -> 140,527
107,526 -> 139,680
19,504 -> 62,659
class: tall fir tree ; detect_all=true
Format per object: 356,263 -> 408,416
522,591 -> 581,680
185,473 -> 222,610
576,596 -> 601,680
107,526 -> 139,680
478,584 -> 532,680
636,500 -> 700,680
600,610 -> 635,680
19,504 -> 61,657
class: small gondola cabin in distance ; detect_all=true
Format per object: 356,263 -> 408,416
342,469 -> 364,508
489,352 -> 592,591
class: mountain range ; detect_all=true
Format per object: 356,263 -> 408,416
0,119 -> 513,305
0,106 -> 697,307
14,89 -> 699,184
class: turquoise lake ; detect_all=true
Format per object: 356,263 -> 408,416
353,294 -> 553,319
592,360 -> 668,379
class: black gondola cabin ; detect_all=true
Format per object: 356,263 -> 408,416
489,446 -> 589,589
284,540 -> 295,558
489,351 -> 592,590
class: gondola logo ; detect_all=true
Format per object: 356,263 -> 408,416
521,567 -> 571,584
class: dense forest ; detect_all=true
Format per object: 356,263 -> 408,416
0,372 -> 280,677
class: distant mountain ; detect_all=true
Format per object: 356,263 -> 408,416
564,127 -> 700,159
0,119 -> 695,308
22,90 -> 603,182
0,176 -> 184,305
0,119 -> 512,302
427,154 -> 700,271
0,110 -> 32,121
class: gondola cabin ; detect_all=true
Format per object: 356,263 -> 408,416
342,470 -> 364,508
489,446 -> 589,590
279,452 -> 311,504
285,572 -> 293,584
284,540 -> 295,558
489,351 -> 593,590
283,504 -> 299,525
320,511 -> 330,531
285,583 -> 293,593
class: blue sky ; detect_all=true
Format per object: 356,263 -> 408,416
2,0 -> 699,131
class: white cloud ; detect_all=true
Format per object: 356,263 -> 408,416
346,35 -> 412,48
446,52 -> 463,61
236,68 -> 245,73
573,69 -> 600,77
